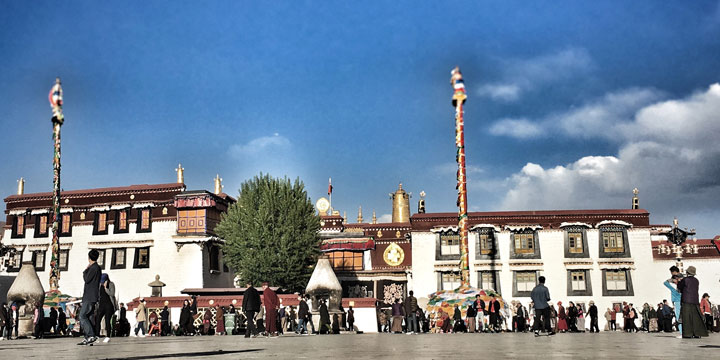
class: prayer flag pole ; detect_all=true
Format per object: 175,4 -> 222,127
48,77 -> 64,291
450,67 -> 470,288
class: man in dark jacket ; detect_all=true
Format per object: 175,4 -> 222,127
242,282 -> 261,338
78,249 -> 101,346
0,302 -> 8,339
296,293 -> 309,335
588,301 -> 599,332
405,290 -> 419,334
530,276 -> 554,336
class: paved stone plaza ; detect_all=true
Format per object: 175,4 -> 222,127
0,332 -> 718,359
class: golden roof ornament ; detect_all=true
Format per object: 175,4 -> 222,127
175,163 -> 184,184
390,182 -> 411,223
372,209 -> 377,224
17,177 -> 25,195
214,174 -> 223,194
357,206 -> 364,223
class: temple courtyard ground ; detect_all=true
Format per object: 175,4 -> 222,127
0,332 -> 718,359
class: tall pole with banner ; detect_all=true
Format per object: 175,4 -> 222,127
450,67 -> 470,288
48,78 -> 64,291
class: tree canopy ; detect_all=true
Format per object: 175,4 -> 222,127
216,174 -> 321,291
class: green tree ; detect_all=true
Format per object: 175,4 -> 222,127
216,173 -> 321,291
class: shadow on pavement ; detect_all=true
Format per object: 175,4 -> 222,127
103,349 -> 262,359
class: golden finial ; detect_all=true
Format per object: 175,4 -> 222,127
357,206 -> 364,223
175,163 -> 184,184
372,209 -> 377,224
343,211 -> 347,223
17,177 -> 25,195
632,188 -> 639,209
214,174 -> 223,194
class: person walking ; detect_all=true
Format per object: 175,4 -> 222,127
700,293 -> 712,332
262,282 -> 280,336
488,295 -> 501,332
466,298 -> 477,333
242,282 -> 261,338
588,301 -> 599,333
319,299 -> 331,334
160,306 -> 170,336
179,300 -> 193,335
405,290 -> 418,334
556,302 -> 568,332
516,302 -> 526,332
49,307 -> 58,334
530,276 -> 554,336
215,305 -> 225,335
677,266 -> 709,338
9,303 -> 19,339
390,299 -> 404,333
133,298 -> 147,337
33,301 -> 44,339
296,294 -> 309,335
0,302 -> 8,340
347,305 -> 355,332
577,304 -> 585,332
97,273 -> 117,342
78,249 -> 102,346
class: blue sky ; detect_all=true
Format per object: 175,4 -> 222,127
1,1 -> 720,236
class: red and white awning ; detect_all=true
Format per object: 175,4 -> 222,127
320,237 -> 375,252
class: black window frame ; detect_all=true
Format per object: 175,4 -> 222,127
437,271 -> 462,291
114,209 -> 130,234
11,214 -> 26,239
32,250 -> 46,272
136,208 -> 152,233
133,247 -> 150,269
92,211 -> 109,235
34,213 -> 50,238
601,269 -> 634,296
512,270 -> 538,297
563,227 -> 589,258
58,249 -> 70,271
435,232 -> 461,261
94,249 -> 107,270
209,245 -> 220,272
6,250 -> 23,272
598,226 -> 631,258
477,270 -> 501,294
509,231 -> 541,259
59,213 -> 73,237
474,228 -> 499,260
566,269 -> 593,296
111,248 -> 127,269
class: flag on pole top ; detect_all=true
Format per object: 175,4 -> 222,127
328,178 -> 333,195
49,78 -> 63,108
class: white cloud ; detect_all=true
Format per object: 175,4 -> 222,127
492,83 -> 720,237
477,48 -> 592,102
489,118 -> 545,139
488,87 -> 664,140
378,213 -> 393,223
228,133 -> 290,157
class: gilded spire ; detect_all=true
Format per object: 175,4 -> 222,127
175,163 -> 184,184
357,206 -> 364,223
372,209 -> 377,224
632,188 -> 639,210
214,174 -> 223,194
17,177 -> 25,195
390,182 -> 411,223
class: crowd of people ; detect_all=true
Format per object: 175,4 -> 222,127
1,251 -> 717,344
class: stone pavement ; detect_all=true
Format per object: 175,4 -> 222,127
0,332 -> 718,359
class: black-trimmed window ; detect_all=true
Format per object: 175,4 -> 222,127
58,249 -> 70,271
114,210 -> 129,234
563,227 -> 589,258
599,226 -> 631,258
34,214 -> 50,238
93,212 -> 109,235
95,249 -> 106,270
478,271 -> 500,293
475,228 -> 498,260
567,269 -> 592,296
436,232 -> 461,260
209,245 -> 220,272
32,250 -> 46,272
602,269 -> 634,296
223,263 -> 229,273
60,213 -> 72,236
510,231 -> 541,259
111,248 -> 127,269
513,270 -> 537,297
438,271 -> 462,291
11,215 -> 26,238
134,247 -> 150,268
6,251 -> 23,272
137,209 -> 152,233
